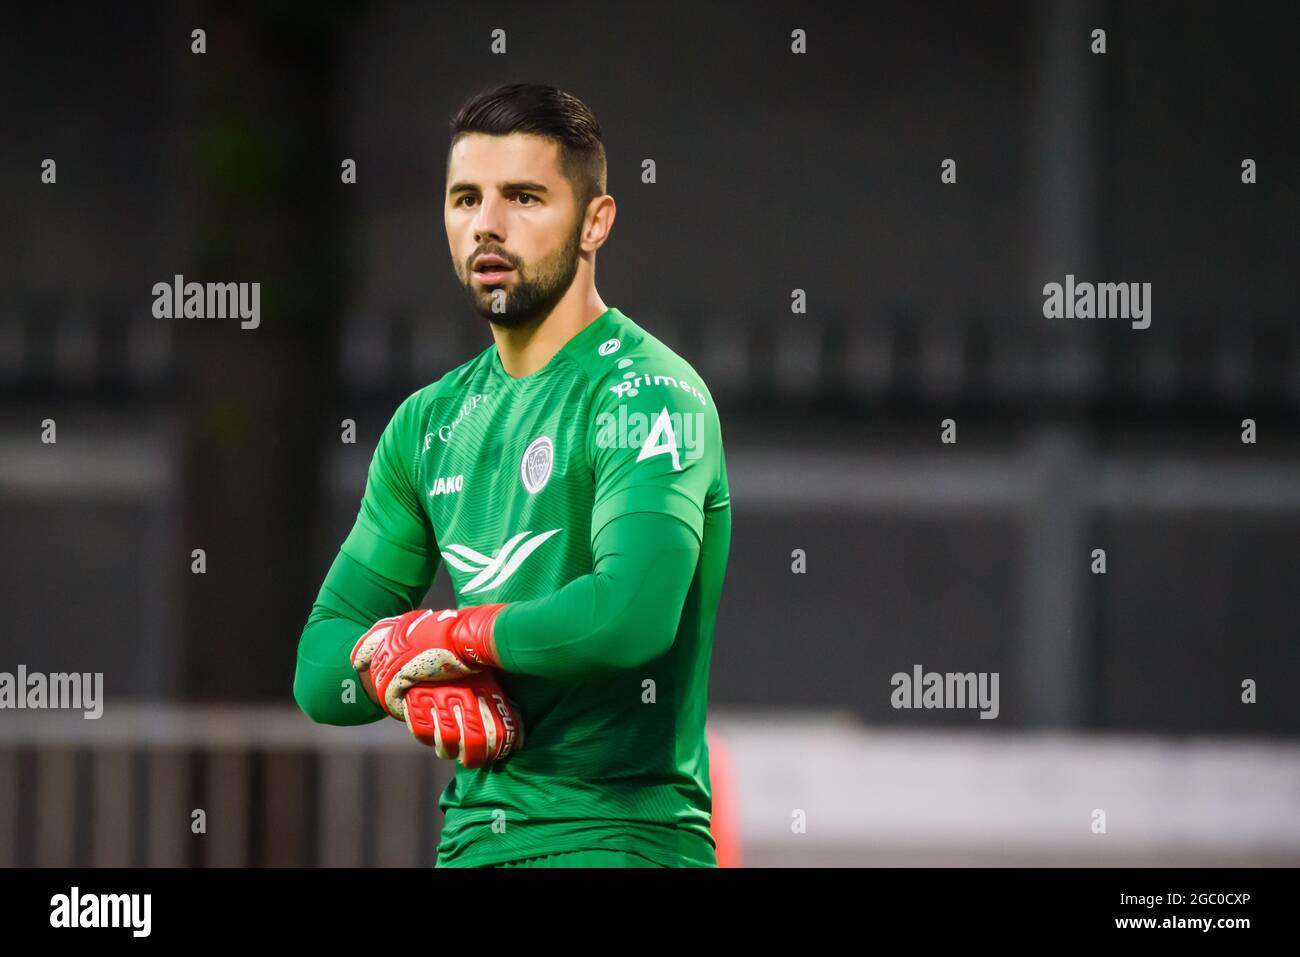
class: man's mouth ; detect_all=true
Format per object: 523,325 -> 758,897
472,256 -> 515,284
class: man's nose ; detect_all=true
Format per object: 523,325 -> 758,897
472,195 -> 506,242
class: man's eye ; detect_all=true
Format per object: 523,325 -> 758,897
456,195 -> 477,207
515,193 -> 537,205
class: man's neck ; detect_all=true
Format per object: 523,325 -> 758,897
493,294 -> 609,379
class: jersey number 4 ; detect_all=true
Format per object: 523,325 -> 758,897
636,407 -> 683,472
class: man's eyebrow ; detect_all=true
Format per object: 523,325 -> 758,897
447,181 -> 551,195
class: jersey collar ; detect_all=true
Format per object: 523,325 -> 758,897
489,307 -> 622,385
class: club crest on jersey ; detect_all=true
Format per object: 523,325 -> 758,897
520,435 -> 554,494
440,529 -> 562,594
427,474 -> 464,497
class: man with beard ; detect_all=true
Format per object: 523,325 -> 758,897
294,82 -> 731,868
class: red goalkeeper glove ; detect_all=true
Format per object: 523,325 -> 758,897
403,673 -> 524,768
351,605 -> 506,720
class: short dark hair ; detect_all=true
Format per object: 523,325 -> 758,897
448,82 -> 607,213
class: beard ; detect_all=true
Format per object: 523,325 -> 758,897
459,219 -> 584,330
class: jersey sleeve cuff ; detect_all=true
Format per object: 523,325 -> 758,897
590,484 -> 706,546
492,604 -> 522,673
340,521 -> 435,588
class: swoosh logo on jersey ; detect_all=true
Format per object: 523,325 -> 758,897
439,529 -> 562,594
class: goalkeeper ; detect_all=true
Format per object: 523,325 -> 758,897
293,82 -> 731,868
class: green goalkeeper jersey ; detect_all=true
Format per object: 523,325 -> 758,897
337,306 -> 731,867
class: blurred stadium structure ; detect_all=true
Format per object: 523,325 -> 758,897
2,1 -> 1298,866
2,708 -> 1297,866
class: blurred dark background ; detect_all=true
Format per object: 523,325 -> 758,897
1,1 -> 1297,866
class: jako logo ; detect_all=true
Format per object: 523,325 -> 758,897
428,474 -> 464,497
440,529 -> 561,594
